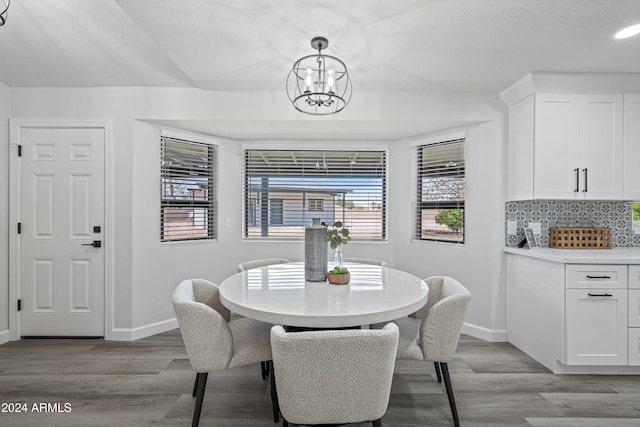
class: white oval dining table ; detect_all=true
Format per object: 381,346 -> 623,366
219,262 -> 429,328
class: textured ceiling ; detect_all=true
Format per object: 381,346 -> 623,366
1,0 -> 639,139
1,0 -> 639,92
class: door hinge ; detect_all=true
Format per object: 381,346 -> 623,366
17,299 -> 21,311
17,145 -> 22,157
17,222 -> 21,234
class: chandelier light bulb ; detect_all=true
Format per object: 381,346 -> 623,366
305,69 -> 313,93
326,69 -> 335,94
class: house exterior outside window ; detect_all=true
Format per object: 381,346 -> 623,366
413,134 -> 466,244
161,136 -> 217,242
243,149 -> 387,240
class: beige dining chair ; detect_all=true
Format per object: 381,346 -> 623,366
237,258 -> 292,272
343,257 -> 387,267
270,323 -> 399,427
236,257 -> 291,380
394,276 -> 471,427
172,279 -> 273,427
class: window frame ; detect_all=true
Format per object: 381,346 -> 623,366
242,146 -> 388,241
160,134 -> 218,243
412,132 -> 466,245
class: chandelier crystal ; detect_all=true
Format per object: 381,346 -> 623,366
286,37 -> 352,115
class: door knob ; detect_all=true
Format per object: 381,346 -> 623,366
81,240 -> 102,248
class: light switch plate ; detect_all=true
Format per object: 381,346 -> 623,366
507,220 -> 517,234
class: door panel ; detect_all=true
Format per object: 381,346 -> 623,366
20,128 -> 105,337
566,289 -> 627,365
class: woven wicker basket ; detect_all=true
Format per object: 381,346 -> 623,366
548,227 -> 612,249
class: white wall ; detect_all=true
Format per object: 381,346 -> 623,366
0,83 -> 9,344
392,117 -> 509,341
5,87 -> 509,340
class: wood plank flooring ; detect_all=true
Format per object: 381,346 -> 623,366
1,331 -> 640,426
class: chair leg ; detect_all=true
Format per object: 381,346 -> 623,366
440,363 -> 460,427
269,360 -> 280,423
372,418 -> 382,427
192,374 -> 199,397
261,360 -> 270,379
192,372 -> 208,427
434,361 -> 442,383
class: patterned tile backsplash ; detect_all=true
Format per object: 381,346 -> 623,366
505,201 -> 640,248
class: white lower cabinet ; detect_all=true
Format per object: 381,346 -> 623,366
509,256 -> 640,373
566,288 -> 628,365
628,329 -> 640,366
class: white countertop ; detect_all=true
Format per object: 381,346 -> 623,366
504,247 -> 640,264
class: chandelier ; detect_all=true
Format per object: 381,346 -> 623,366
286,37 -> 352,115
0,0 -> 9,26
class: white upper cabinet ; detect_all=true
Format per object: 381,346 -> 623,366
501,73 -> 637,201
534,93 -> 623,199
624,94 -> 640,199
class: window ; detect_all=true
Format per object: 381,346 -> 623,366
161,136 -> 217,242
414,136 -> 465,243
309,199 -> 324,211
244,149 -> 386,240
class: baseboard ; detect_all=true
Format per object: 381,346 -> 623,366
462,322 -> 508,342
554,362 -> 640,375
0,329 -> 10,346
111,318 -> 178,341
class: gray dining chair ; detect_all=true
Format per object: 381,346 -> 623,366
172,279 -> 273,427
343,257 -> 387,267
270,323 -> 399,427
394,276 -> 471,427
237,258 -> 292,272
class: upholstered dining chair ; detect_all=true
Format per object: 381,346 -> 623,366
172,279 -> 273,427
236,258 -> 291,380
237,257 -> 292,272
393,276 -> 471,427
270,323 -> 399,427
343,257 -> 388,267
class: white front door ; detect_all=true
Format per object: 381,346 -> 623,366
19,128 -> 105,337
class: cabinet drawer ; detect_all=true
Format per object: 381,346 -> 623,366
629,266 -> 640,290
566,264 -> 627,289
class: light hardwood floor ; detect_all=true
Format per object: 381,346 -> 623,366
1,331 -> 640,426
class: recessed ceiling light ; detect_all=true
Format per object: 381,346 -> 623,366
615,24 -> 640,39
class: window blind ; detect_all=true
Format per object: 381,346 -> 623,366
161,136 -> 217,242
243,149 -> 387,240
414,138 -> 465,243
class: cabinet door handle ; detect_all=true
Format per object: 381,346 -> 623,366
582,168 -> 588,192
588,293 -> 612,297
586,275 -> 611,279
574,168 -> 580,192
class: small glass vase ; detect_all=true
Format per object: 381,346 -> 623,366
334,245 -> 344,268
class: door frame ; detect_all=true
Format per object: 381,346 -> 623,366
9,118 -> 114,341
